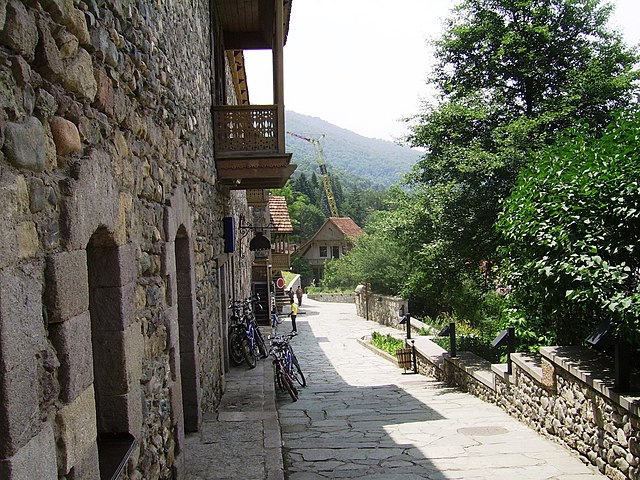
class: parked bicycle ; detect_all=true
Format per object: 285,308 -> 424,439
270,333 -> 306,401
228,295 -> 268,369
242,295 -> 268,368
228,300 -> 246,367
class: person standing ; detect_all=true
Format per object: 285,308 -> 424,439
290,300 -> 298,334
295,286 -> 303,306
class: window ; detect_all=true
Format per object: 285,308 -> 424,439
319,246 -> 327,257
332,246 -> 340,259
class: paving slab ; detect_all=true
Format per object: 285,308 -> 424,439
182,297 -> 607,479
277,298 -> 607,480
183,341 -> 283,480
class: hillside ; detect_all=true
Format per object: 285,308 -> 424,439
285,111 -> 422,188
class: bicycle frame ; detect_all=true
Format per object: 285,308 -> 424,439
244,317 -> 256,350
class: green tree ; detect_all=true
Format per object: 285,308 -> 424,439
432,0 -> 638,125
292,173 -> 316,205
272,182 -> 325,243
498,109 -> 640,347
321,231 -> 410,295
405,0 -> 639,318
290,201 -> 325,243
290,254 -> 314,286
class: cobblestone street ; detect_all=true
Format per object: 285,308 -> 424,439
276,298 -> 606,480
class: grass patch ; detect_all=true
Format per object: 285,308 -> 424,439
282,271 -> 296,286
370,331 -> 405,356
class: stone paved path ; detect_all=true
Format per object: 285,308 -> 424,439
184,345 -> 283,480
276,298 -> 606,480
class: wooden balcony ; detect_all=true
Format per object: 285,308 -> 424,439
246,189 -> 269,207
213,105 -> 296,190
271,252 -> 290,271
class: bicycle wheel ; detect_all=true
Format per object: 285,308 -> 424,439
255,327 -> 268,359
280,371 -> 298,402
241,337 -> 257,369
291,354 -> 306,387
273,361 -> 282,390
228,330 -> 244,366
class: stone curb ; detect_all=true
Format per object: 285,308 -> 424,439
357,335 -> 400,368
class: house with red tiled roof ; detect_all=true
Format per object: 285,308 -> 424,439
297,217 -> 364,283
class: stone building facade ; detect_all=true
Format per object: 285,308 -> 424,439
0,0 -> 292,478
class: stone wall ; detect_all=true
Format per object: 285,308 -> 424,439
0,1 -> 252,479
354,291 -> 407,327
412,340 -> 640,480
357,295 -> 640,480
306,292 -> 354,303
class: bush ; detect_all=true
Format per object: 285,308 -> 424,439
370,331 -> 405,356
498,109 -> 640,347
422,312 -> 505,363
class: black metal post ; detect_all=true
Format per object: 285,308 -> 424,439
365,296 -> 369,321
411,339 -> 417,374
405,313 -> 411,339
615,340 -> 631,392
449,322 -> 456,358
507,326 -> 515,375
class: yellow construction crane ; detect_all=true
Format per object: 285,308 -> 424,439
287,132 -> 339,217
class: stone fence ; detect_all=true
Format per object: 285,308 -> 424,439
353,289 -> 405,327
306,292 -> 354,303
357,293 -> 640,480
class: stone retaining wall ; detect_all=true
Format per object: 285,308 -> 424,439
354,291 -> 407,327
415,342 -> 640,480
357,294 -> 640,480
306,292 -> 354,303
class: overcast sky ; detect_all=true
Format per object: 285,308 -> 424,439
244,0 -> 640,142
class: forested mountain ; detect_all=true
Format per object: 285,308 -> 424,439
285,111 -> 422,188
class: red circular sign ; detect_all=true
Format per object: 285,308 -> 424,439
276,278 -> 285,289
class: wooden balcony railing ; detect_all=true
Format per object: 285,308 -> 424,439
213,105 -> 295,189
271,252 -> 290,271
213,105 -> 282,154
246,189 -> 269,207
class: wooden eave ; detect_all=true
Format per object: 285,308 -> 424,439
216,152 -> 296,190
226,50 -> 249,105
216,0 -> 292,50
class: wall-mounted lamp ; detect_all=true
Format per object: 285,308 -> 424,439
249,231 -> 271,252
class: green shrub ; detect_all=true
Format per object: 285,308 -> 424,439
424,312 -> 505,363
431,334 -> 503,363
370,331 -> 405,355
305,286 -> 353,294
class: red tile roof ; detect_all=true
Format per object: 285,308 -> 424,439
329,217 -> 363,238
268,195 -> 293,233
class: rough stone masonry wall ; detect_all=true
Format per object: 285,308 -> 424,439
0,1 -> 249,479
306,292 -> 354,303
354,291 -> 407,327
359,294 -> 640,480
493,362 -> 640,480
